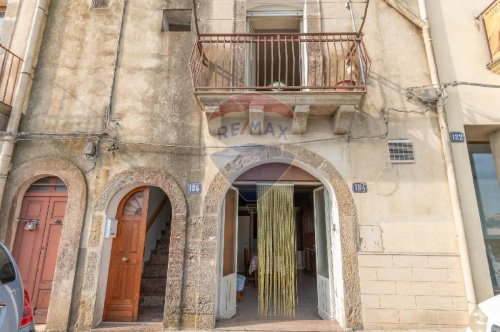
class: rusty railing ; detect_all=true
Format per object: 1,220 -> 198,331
190,32 -> 370,92
0,44 -> 23,108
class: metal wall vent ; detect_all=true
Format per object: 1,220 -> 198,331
388,139 -> 414,163
91,0 -> 109,9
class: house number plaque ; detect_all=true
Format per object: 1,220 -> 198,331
187,182 -> 202,194
449,132 -> 465,143
352,182 -> 368,193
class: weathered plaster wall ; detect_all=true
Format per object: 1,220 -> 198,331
0,158 -> 87,332
197,0 -> 469,328
427,0 -> 497,302
0,0 -> 474,330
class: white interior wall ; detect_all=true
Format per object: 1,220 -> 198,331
143,187 -> 170,262
237,215 -> 251,273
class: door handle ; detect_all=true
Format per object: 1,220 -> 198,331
122,256 -> 129,262
54,218 -> 63,224
0,303 -> 5,308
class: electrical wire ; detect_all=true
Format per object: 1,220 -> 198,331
442,81 -> 500,89
3,105 -> 433,150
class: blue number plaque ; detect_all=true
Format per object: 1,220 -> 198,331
187,182 -> 202,194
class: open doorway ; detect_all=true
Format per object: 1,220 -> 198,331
103,186 -> 172,322
216,164 -> 338,328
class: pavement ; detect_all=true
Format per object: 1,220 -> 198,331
35,323 -> 467,332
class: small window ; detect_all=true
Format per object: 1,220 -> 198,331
388,139 -> 414,163
479,0 -> 500,74
0,246 -> 16,285
0,6 -> 6,31
91,0 -> 109,9
162,9 -> 192,32
27,177 -> 67,193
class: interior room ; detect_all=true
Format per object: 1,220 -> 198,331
226,183 -> 322,322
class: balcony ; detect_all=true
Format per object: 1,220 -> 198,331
190,32 -> 370,135
0,44 -> 23,130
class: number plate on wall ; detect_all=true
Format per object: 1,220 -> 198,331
187,182 -> 202,194
352,182 -> 368,193
449,132 -> 465,142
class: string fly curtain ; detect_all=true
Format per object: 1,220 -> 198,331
257,184 -> 296,317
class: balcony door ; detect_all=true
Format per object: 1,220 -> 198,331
246,8 -> 305,89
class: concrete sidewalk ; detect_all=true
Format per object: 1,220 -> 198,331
36,323 -> 466,332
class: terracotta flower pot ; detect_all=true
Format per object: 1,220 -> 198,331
335,79 -> 357,91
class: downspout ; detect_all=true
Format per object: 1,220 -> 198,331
383,0 -> 477,313
0,0 -> 51,207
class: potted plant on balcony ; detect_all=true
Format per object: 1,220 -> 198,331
270,81 -> 286,91
336,62 -> 358,91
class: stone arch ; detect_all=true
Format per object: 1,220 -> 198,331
76,168 -> 187,330
201,145 -> 362,329
0,158 -> 86,332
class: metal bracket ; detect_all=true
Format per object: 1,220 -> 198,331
17,218 -> 39,230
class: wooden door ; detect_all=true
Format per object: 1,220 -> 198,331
12,177 -> 67,324
104,187 -> 150,322
217,187 -> 238,319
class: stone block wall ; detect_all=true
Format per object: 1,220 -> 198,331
358,253 -> 469,329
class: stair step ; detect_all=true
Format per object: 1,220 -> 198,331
141,277 -> 166,293
150,253 -> 169,265
154,246 -> 169,254
139,292 -> 165,307
158,237 -> 170,244
142,264 -> 168,277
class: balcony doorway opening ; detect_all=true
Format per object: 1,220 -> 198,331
246,9 -> 304,89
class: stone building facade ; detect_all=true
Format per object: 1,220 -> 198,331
0,0 -> 496,331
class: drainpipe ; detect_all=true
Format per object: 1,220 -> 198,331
383,0 -> 477,313
0,0 -> 51,208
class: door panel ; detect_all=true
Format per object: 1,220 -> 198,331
13,197 -> 50,296
13,192 -> 66,325
314,187 -> 333,319
33,197 -> 66,322
217,187 -> 238,319
104,188 -> 150,322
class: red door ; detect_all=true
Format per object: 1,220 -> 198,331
12,177 -> 67,324
104,187 -> 150,321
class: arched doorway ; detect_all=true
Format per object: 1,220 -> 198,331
103,186 -> 172,322
12,176 -> 67,324
216,163 -> 340,328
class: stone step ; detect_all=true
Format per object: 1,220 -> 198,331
142,264 -> 168,278
154,245 -> 170,254
150,253 -> 169,265
157,236 -> 170,244
141,277 -> 166,293
139,292 -> 165,307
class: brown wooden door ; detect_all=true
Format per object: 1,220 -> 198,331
12,177 -> 67,324
31,197 -> 66,323
104,187 -> 150,322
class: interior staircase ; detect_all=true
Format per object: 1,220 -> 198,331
138,225 -> 171,321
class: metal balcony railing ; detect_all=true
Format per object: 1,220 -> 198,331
190,32 -> 370,93
0,45 -> 23,108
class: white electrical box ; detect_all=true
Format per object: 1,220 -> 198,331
104,218 -> 118,238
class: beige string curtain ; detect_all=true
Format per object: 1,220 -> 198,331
257,184 -> 296,318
